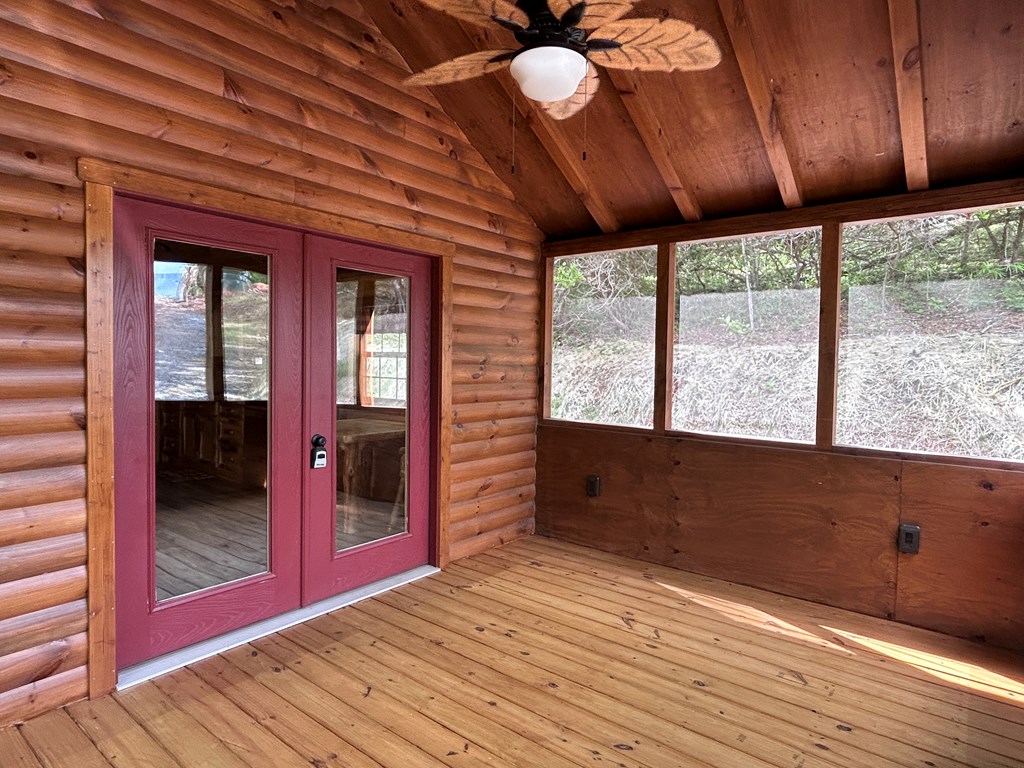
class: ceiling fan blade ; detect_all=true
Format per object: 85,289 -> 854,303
587,18 -> 722,71
415,0 -> 528,30
546,1 -> 636,30
405,50 -> 516,87
539,62 -> 600,120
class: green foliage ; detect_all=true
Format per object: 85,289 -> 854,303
553,260 -> 585,291
676,229 -> 822,295
720,314 -> 750,335
842,208 -> 1024,288
553,206 -> 1024,336
553,248 -> 658,300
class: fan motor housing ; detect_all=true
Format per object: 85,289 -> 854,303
513,0 -> 589,54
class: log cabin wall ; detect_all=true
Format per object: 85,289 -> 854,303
536,425 -> 1024,653
0,0 -> 540,725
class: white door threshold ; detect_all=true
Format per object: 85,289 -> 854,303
117,564 -> 439,690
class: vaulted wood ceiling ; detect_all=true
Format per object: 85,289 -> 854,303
362,0 -> 1024,240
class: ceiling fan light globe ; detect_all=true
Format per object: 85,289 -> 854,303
510,46 -> 588,102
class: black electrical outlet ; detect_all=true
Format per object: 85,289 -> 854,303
897,523 -> 921,554
585,474 -> 601,497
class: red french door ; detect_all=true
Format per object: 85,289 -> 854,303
302,235 -> 432,603
114,198 -> 432,669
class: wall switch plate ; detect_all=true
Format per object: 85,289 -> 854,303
585,474 -> 601,497
897,522 -> 921,554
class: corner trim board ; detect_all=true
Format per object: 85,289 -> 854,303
84,181 -> 117,698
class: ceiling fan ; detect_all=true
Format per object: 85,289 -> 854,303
405,1 -> 722,120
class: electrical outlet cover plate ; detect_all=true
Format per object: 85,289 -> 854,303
898,522 -> 921,554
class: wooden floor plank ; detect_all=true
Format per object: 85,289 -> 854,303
218,643 -> 453,768
369,589 -> 805,768
451,554 -> 1024,763
188,653 -> 383,768
307,608 -> 692,768
149,669 -> 315,768
278,621 -> 645,768
342,602 -> 723,768
251,632 -> 518,768
114,684 -> 253,768
435,562 -> 1015,768
383,579 -> 903,768
511,539 -> 1024,720
0,724 -> 46,767
65,696 -> 182,768
524,536 -> 1024,686
2,536 -> 1022,768
465,548 -> 1024,722
18,709 -> 112,768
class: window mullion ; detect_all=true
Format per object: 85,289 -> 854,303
815,221 -> 843,450
653,242 -> 676,433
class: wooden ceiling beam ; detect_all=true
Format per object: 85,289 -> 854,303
454,23 -> 621,234
544,175 -> 1024,257
496,75 -> 623,234
607,71 -> 703,222
887,0 -> 930,192
716,0 -> 803,209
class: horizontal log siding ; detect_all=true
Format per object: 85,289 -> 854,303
0,160 -> 89,725
0,0 -> 540,725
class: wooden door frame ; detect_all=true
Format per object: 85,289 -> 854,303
82,158 -> 455,698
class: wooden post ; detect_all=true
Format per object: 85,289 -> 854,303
205,265 -> 225,401
540,258 -> 554,421
435,256 -> 454,568
84,182 -> 116,698
653,242 -> 676,433
816,222 -> 843,450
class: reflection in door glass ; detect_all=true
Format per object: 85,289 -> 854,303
335,270 -> 409,551
153,240 -> 270,601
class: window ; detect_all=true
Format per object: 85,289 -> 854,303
837,208 -> 1024,461
336,272 -> 409,409
546,200 -> 1024,466
673,229 -> 822,442
550,247 -> 658,428
366,327 -> 408,407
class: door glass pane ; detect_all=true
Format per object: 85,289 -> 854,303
153,240 -> 270,601
335,270 -> 409,551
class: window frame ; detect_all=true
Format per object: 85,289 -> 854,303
541,181 -> 1024,471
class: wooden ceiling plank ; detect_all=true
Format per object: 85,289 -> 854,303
887,0 -> 930,191
607,71 -> 704,222
918,1 -> 1024,185
716,0 -> 803,209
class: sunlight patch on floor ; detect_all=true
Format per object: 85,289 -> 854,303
656,581 -> 854,654
822,626 -> 1024,703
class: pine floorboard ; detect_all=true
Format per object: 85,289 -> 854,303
4,536 -> 1024,767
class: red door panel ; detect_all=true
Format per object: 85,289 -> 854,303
114,196 -> 303,668
302,234 -> 432,604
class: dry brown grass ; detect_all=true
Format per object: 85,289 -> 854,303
551,334 -> 1024,461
